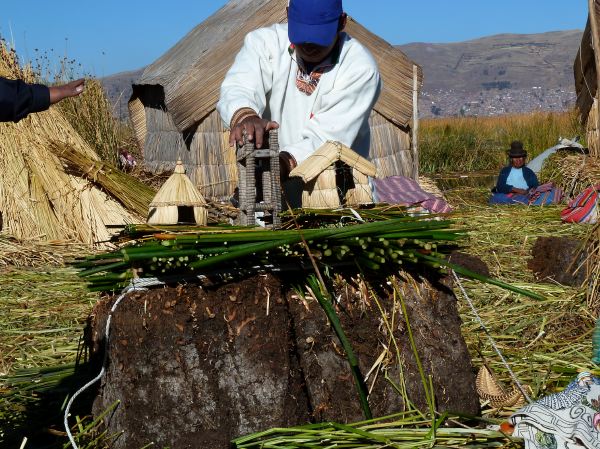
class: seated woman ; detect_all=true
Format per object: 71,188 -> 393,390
490,141 -> 538,204
489,141 -> 562,205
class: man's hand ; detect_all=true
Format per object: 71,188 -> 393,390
230,115 -> 279,149
512,188 -> 529,195
49,78 -> 85,105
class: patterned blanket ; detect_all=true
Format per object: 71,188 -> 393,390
510,373 -> 600,449
489,183 -> 564,206
561,184 -> 600,224
371,176 -> 452,214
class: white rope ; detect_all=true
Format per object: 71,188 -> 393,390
451,270 -> 532,404
64,278 -> 164,449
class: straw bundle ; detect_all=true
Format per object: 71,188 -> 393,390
57,78 -> 122,165
49,141 -> 156,217
0,234 -> 88,268
0,44 -> 139,245
540,153 -> 600,197
148,160 -> 208,225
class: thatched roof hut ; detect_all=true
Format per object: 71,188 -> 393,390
147,160 -> 208,225
289,141 -> 376,208
0,44 -> 139,245
129,0 -> 422,201
575,0 -> 600,157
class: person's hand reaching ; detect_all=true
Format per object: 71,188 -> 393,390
49,78 -> 85,104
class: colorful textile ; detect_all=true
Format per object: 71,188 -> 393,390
529,183 -> 564,206
290,43 -> 339,96
561,184 -> 600,224
489,183 -> 563,206
295,69 -> 324,95
510,373 -> 600,449
489,192 -> 530,205
371,176 -> 452,214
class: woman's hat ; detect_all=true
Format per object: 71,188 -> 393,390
508,141 -> 527,158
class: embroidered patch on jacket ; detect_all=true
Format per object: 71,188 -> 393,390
296,69 -> 324,95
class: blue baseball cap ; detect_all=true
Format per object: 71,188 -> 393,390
288,0 -> 343,47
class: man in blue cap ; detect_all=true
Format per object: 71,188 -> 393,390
217,0 -> 381,172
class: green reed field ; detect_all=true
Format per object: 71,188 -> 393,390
419,110 -> 585,174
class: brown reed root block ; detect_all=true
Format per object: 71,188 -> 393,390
528,236 -> 588,287
88,273 -> 479,449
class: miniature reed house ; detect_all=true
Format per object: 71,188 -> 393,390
147,160 -> 208,225
236,130 -> 282,227
289,141 -> 377,209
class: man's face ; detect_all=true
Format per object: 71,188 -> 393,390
294,39 -> 337,64
510,156 -> 526,168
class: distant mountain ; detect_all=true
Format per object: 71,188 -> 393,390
398,30 -> 583,117
100,30 -> 583,120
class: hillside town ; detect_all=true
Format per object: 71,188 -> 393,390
421,86 -> 577,118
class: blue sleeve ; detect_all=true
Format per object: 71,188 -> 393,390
495,166 -> 513,194
0,77 -> 51,122
524,167 -> 539,189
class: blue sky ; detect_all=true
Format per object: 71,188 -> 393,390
1,0 -> 588,77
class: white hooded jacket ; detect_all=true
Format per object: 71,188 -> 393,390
217,23 -> 381,163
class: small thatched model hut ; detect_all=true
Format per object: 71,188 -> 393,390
148,160 -> 208,225
129,0 -> 422,201
0,44 -> 139,245
289,141 -> 376,209
575,0 -> 600,157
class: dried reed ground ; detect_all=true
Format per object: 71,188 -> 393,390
1,201 -> 594,422
446,189 -> 595,411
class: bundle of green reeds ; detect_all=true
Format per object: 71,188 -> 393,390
233,410 -> 510,448
76,215 -> 544,301
278,205 -> 423,229
49,141 -> 155,218
76,217 -> 461,291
